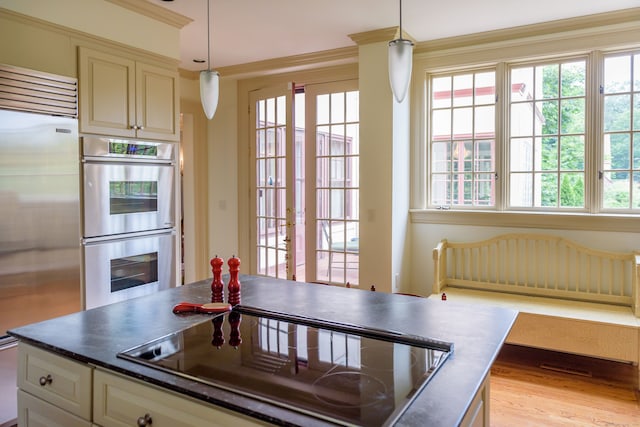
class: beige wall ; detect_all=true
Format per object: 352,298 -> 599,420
207,77 -> 240,263
0,0 -> 179,62
179,72 -> 241,275
179,77 -> 208,282
0,9 -> 77,77
357,41 -> 398,292
0,4 -> 179,79
180,74 -> 240,279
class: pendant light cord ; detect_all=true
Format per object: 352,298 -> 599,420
399,0 -> 403,40
207,0 -> 211,71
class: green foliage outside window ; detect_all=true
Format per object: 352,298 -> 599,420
534,62 -> 586,208
602,53 -> 640,209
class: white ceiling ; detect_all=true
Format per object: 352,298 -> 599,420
150,0 -> 640,72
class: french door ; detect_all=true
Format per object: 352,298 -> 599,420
250,86 -> 294,280
305,81 -> 359,285
249,80 -> 359,285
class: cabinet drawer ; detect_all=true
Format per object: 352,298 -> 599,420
94,369 -> 269,427
18,343 -> 92,420
18,389 -> 92,427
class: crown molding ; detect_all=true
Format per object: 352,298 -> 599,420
179,68 -> 198,80
348,27 -> 416,45
349,27 -> 397,45
415,7 -> 640,54
104,0 -> 192,28
180,46 -> 358,79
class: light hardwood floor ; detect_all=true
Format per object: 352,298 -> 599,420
491,344 -> 640,427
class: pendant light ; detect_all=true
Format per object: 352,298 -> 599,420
388,0 -> 414,103
200,0 -> 219,120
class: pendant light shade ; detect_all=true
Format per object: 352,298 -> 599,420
388,0 -> 414,103
200,0 -> 219,120
200,70 -> 219,120
388,39 -> 413,103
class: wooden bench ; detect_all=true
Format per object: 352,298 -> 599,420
431,233 -> 640,386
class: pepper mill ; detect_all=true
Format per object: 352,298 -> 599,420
210,255 -> 224,303
228,311 -> 242,348
211,316 -> 225,348
227,255 -> 241,306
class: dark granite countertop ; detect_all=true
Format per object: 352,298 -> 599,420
8,275 -> 517,426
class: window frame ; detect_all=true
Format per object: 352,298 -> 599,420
599,49 -> 640,213
505,55 -> 591,213
413,17 -> 640,232
428,67 -> 499,210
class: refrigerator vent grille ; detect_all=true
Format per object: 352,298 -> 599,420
0,63 -> 77,118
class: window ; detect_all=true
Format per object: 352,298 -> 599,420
602,53 -> 640,210
509,60 -> 586,209
426,49 -> 640,215
430,71 -> 496,207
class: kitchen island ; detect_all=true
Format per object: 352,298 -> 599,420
8,275 -> 517,426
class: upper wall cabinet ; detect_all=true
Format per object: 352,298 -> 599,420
78,47 -> 179,142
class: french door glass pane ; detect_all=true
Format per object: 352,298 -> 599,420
315,89 -> 359,285
256,95 -> 288,278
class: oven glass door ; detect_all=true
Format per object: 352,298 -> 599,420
83,231 -> 175,309
83,162 -> 174,237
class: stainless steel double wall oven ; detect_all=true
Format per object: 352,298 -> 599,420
81,136 -> 176,309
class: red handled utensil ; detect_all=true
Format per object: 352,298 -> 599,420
172,302 -> 232,314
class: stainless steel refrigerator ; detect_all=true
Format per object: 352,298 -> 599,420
0,109 -> 81,346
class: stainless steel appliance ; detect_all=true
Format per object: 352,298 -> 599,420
0,64 -> 79,427
81,136 -> 176,309
0,109 -> 81,344
82,136 -> 175,237
119,306 -> 453,427
83,230 -> 174,309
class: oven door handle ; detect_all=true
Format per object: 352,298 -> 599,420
82,156 -> 174,165
82,228 -> 175,245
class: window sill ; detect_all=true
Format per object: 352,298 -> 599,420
410,209 -> 640,233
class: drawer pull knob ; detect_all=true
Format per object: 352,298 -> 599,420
137,413 -> 152,426
39,374 -> 52,386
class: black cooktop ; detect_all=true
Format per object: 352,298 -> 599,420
118,306 -> 453,427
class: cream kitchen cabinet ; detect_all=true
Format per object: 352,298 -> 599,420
459,375 -> 489,427
93,369 -> 269,427
17,343 -> 269,427
17,343 -> 92,426
78,47 -> 179,141
17,390 -> 92,427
